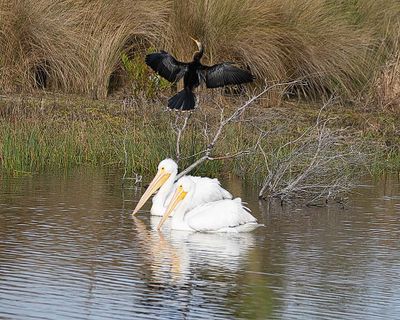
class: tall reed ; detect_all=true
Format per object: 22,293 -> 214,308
1,0 -> 399,104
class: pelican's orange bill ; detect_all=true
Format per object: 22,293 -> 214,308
157,185 -> 187,230
132,168 -> 170,216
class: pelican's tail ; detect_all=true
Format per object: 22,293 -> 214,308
232,222 -> 264,232
168,88 -> 196,111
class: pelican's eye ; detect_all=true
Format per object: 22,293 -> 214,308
160,167 -> 165,171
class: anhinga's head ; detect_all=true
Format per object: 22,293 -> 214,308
190,36 -> 204,61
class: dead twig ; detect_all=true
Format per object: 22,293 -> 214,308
172,112 -> 191,163
258,95 -> 366,205
176,80 -> 301,179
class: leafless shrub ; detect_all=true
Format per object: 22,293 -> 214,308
258,99 -> 367,205
171,112 -> 191,163
175,81 -> 300,179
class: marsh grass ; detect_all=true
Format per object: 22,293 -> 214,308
167,0 -> 376,102
1,94 -> 397,181
0,0 -> 399,105
0,0 -> 167,97
1,1 -> 399,205
0,95 -> 224,176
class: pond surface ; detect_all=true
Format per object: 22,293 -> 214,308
0,169 -> 399,320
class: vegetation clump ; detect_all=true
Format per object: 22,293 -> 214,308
0,0 -> 399,203
0,0 -> 399,106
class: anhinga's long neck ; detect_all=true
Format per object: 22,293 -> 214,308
192,39 -> 204,62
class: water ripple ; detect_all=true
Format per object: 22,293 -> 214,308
0,172 -> 399,319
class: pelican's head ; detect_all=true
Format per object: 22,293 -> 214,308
132,159 -> 178,216
157,176 -> 194,230
158,158 -> 178,175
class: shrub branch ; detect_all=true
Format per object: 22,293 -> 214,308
176,80 -> 301,179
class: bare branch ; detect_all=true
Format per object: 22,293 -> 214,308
177,155 -> 209,178
176,80 -> 302,179
209,149 -> 251,161
258,96 -> 366,205
173,112 -> 191,163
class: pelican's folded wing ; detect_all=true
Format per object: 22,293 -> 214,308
188,176 -> 232,211
186,198 -> 258,232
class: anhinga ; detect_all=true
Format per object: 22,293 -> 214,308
145,37 -> 254,111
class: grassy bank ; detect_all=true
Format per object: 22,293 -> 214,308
1,1 -> 399,202
1,94 -> 398,178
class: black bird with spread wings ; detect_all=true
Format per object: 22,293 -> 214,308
145,37 -> 254,111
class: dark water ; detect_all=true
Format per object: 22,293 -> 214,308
0,170 -> 399,320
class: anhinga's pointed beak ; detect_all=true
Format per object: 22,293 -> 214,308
132,169 -> 171,216
189,36 -> 202,50
157,185 -> 187,230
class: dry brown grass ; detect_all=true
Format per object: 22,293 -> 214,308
79,0 -> 168,99
0,0 -> 399,104
0,0 -> 88,92
0,0 -> 167,97
365,49 -> 400,113
166,0 -> 374,101
354,0 -> 400,45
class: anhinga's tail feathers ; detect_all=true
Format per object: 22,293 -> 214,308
168,89 -> 196,111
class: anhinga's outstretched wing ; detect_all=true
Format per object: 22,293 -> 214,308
202,63 -> 254,88
145,51 -> 188,83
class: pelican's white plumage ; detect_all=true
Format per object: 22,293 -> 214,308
157,176 -> 263,232
132,159 -> 232,216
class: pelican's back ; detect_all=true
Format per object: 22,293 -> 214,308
185,198 -> 261,232
187,176 -> 232,211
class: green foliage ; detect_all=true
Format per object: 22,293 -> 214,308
121,50 -> 170,98
0,96 -> 398,177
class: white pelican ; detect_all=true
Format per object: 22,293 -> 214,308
157,176 -> 263,232
132,158 -> 232,216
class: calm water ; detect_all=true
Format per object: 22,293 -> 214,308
0,169 -> 399,320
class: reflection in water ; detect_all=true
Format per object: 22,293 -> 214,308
134,216 -> 256,286
0,169 -> 399,319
